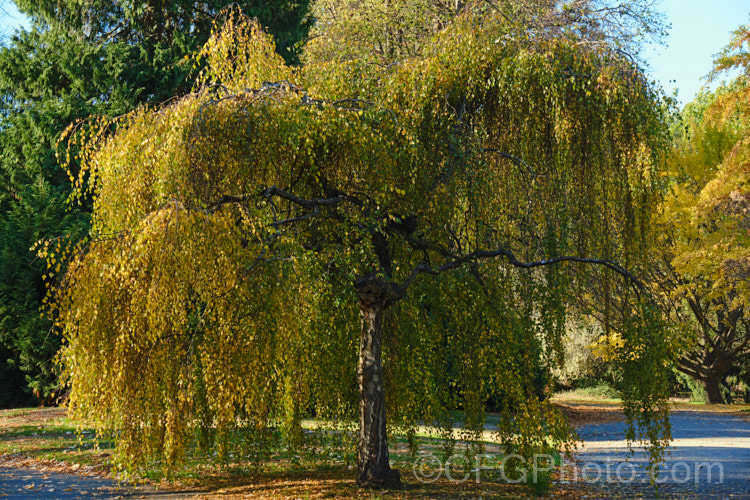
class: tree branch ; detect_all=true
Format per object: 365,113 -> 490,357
482,148 -> 539,177
203,186 -> 353,215
397,247 -> 644,295
262,186 -> 346,208
204,194 -> 253,213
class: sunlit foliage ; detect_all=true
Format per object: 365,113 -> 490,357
0,0 -> 312,404
305,0 -> 667,66
653,24 -> 750,404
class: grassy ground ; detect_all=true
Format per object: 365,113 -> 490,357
552,386 -> 621,404
0,407 -> 581,499
4,398 -> 747,499
0,407 -> 112,472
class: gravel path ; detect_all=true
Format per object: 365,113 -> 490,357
570,410 -> 750,499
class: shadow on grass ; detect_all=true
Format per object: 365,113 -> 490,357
0,408 -> 559,499
178,466 -> 541,499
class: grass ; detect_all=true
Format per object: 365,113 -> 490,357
0,407 -> 113,471
552,383 -> 621,404
0,407 -> 576,499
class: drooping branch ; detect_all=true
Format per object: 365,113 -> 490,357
262,186 -> 349,208
482,148 -> 540,177
398,248 -> 645,296
268,207 -> 321,227
203,185 -> 354,215
203,194 -> 253,213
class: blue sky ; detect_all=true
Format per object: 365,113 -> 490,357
0,2 -> 26,36
0,1 -> 748,106
644,0 -> 750,105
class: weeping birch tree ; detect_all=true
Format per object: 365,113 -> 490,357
48,7 -> 672,488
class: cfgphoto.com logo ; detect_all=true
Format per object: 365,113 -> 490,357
411,453 -> 725,485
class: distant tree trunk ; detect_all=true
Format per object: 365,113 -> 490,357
354,277 -> 401,489
679,361 -> 730,404
705,377 -> 726,405
704,373 -> 727,405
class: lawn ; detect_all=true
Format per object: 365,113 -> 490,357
10,396 -> 744,498
0,406 -> 589,499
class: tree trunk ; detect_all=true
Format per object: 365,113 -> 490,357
704,375 -> 726,405
355,278 -> 401,489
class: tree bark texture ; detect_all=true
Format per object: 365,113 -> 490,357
355,277 -> 401,488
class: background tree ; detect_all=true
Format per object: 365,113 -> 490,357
304,0 -> 666,65
50,8 -> 673,487
0,0 -> 312,405
652,25 -> 750,404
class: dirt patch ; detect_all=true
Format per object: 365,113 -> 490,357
555,403 -> 625,428
553,399 -> 750,429
0,452 -> 111,478
670,402 -> 750,416
0,407 -> 66,430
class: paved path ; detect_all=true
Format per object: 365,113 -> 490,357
0,466 -> 129,499
570,410 -> 750,499
0,467 -> 203,499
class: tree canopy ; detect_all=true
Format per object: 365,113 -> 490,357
305,0 -> 666,66
49,6 -> 672,486
652,25 -> 750,404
